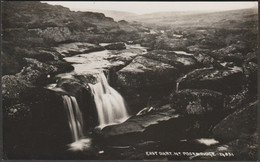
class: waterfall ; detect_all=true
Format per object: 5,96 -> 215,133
89,72 -> 129,129
62,95 -> 92,151
62,95 -> 84,141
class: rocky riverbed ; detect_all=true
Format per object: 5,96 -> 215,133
2,1 -> 258,160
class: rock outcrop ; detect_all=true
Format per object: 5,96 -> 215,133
176,67 -> 244,94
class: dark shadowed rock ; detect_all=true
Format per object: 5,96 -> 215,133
212,101 -> 257,141
177,67 -> 244,94
169,89 -> 224,115
104,42 -> 126,50
2,75 -> 32,103
116,56 -> 177,88
3,87 -> 72,159
47,60 -> 74,74
4,103 -> 32,121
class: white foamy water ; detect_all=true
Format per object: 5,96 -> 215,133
174,51 -> 193,56
68,138 -> 92,151
89,73 -> 129,129
196,138 -> 219,146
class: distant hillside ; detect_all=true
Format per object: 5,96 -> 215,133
2,1 -> 142,47
85,9 -> 138,21
124,8 -> 258,29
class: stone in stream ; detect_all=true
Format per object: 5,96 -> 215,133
104,42 -> 126,50
176,67 -> 244,95
212,101 -> 258,142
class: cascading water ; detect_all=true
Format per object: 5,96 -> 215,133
89,72 -> 129,129
62,95 -> 91,151
62,95 -> 84,141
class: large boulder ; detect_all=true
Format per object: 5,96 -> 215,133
116,56 -> 177,88
176,67 -> 244,94
212,101 -> 258,142
143,50 -> 198,73
169,89 -> 224,116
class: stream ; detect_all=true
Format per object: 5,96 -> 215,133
45,44 -> 220,159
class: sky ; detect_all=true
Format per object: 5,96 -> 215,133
43,1 -> 258,14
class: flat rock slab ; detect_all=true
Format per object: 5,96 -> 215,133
100,105 -> 177,137
144,50 -> 198,72
54,42 -> 105,57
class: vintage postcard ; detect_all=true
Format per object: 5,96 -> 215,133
1,1 -> 258,160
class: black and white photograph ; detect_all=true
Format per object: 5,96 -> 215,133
1,1 -> 259,160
